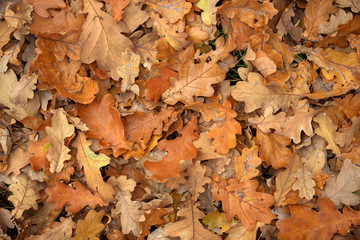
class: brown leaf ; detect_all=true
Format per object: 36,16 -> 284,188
71,210 -> 105,240
208,99 -> 242,154
23,0 -> 66,18
72,132 -> 115,203
77,94 -> 132,157
144,117 -> 199,182
103,0 -> 130,21
212,176 -> 275,230
277,197 -> 360,240
46,181 -> 106,213
234,146 -> 262,181
139,208 -> 172,240
26,217 -> 75,240
144,0 -> 192,23
117,48 -> 140,93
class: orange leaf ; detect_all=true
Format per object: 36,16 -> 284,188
255,129 -> 293,169
212,176 -> 275,230
103,0 -> 130,21
28,135 -> 51,172
46,181 -> 106,213
276,197 -> 360,240
77,94 -> 132,157
208,100 -> 242,154
145,66 -> 178,103
144,117 -> 199,182
234,146 -> 262,181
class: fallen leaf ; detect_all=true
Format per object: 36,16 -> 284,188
292,165 -> 316,200
23,0 -> 66,18
25,217 -> 75,240
71,210 -> 105,240
234,146 -> 262,181
144,0 -> 192,23
208,100 -> 242,154
117,48 -> 140,93
103,0 -> 130,21
212,176 -> 275,230
9,74 -> 37,105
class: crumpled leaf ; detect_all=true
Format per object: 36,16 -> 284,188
144,117 -> 199,182
162,57 -> 225,105
231,72 -> 299,113
208,100 -> 242,154
276,197 -> 360,240
165,201 -> 221,240
323,159 -> 360,208
72,132 -> 115,203
77,94 -> 132,157
45,109 -> 74,173
71,210 -> 105,240
212,176 -> 275,230
46,181 -> 106,213
8,173 -> 42,218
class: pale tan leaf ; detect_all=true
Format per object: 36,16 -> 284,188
116,48 -> 140,93
292,165 -> 316,200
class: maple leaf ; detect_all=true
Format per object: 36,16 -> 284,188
212,176 -> 275,230
46,181 -> 106,213
144,117 -> 199,182
72,132 -> 115,203
208,99 -> 242,154
71,210 -> 105,240
276,197 -> 360,240
165,201 -> 221,240
8,173 -> 42,218
231,72 -> 299,113
77,94 -> 132,157
79,0 -> 134,78
162,57 -> 225,105
234,146 -> 262,181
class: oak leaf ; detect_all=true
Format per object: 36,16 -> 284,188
276,197 -> 360,240
8,173 -> 42,218
117,48 -> 140,93
77,94 -> 132,157
103,0 -> 130,21
335,93 -> 360,119
28,135 -> 51,172
292,165 -> 316,200
144,0 -> 192,23
165,201 -> 221,240
1,146 -> 32,176
313,113 -> 341,156
151,12 -> 191,52
187,161 -> 210,201
139,208 -> 172,240
144,117 -> 199,182
71,210 -> 105,240
80,0 -> 134,78
274,151 -> 302,206
225,222 -> 264,240
348,34 -> 360,58
25,217 -> 75,240
162,57 -> 225,105
247,106 -> 287,134
46,181 -> 106,213
185,101 -> 221,122
231,72 -> 299,113
108,176 -> 144,236
194,0 -> 219,26
323,159 -> 360,208
23,0 -> 65,18
45,109 -> 74,173
202,209 -> 232,233
9,73 -> 37,105
234,146 -> 262,181
208,100 -> 242,154
72,132 -> 115,203
219,0 -> 277,28
254,129 -> 293,169
303,0 -> 338,41
212,176 -> 275,230
145,66 -> 178,103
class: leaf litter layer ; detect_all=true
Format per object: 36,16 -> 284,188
1,0 -> 360,239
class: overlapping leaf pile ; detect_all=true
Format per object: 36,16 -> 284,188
1,0 -> 360,239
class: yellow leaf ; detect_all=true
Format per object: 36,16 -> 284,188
71,210 -> 105,240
